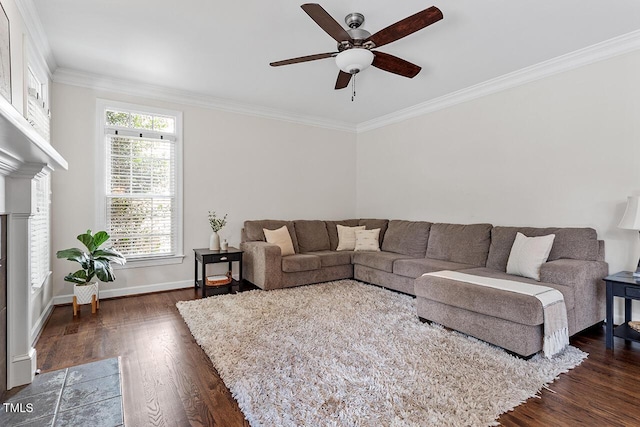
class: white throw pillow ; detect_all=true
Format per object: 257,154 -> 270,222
506,232 -> 556,281
336,225 -> 366,251
354,228 -> 381,252
263,226 -> 295,256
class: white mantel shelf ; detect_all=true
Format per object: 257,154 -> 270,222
0,95 -> 67,171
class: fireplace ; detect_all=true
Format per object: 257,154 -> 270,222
0,95 -> 67,391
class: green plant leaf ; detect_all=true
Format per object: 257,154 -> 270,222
77,230 -> 95,252
56,248 -> 88,264
64,270 -> 88,284
92,231 -> 110,249
94,259 -> 116,282
93,248 -> 126,265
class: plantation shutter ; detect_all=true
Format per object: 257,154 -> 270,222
105,131 -> 177,258
31,173 -> 51,287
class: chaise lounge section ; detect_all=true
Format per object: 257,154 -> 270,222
240,218 -> 608,357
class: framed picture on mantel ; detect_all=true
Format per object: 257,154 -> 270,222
0,1 -> 10,103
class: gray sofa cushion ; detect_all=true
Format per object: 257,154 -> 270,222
381,220 -> 432,258
243,220 -> 299,253
486,226 -> 599,271
359,219 -> 389,245
305,250 -> 353,268
426,223 -> 492,267
325,219 -> 360,250
458,267 -> 575,310
352,252 -> 412,273
414,273 -> 545,326
393,258 -> 475,279
282,254 -> 321,273
294,220 -> 330,253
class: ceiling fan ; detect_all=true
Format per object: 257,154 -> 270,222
270,3 -> 443,92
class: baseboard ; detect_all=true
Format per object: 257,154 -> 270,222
31,299 -> 54,345
52,279 -> 193,305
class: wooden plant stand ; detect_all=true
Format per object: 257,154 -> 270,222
72,294 -> 100,316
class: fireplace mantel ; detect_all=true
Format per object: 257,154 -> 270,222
0,96 -> 67,172
0,95 -> 67,390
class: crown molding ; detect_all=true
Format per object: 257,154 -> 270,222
53,68 -> 357,133
357,30 -> 640,133
50,29 -> 640,135
14,0 -> 57,76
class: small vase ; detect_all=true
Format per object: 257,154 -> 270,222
209,231 -> 220,250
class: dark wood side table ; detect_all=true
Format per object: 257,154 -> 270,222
194,247 -> 243,298
605,271 -> 640,349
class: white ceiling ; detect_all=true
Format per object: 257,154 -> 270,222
32,0 -> 640,126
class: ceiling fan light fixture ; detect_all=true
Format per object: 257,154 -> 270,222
335,48 -> 374,74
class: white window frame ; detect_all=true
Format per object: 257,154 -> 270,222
96,99 -> 184,268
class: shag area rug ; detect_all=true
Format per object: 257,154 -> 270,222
177,280 -> 586,427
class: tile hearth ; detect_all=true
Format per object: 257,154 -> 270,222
0,358 -> 123,427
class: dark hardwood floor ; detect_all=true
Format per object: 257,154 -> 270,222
31,288 -> 640,426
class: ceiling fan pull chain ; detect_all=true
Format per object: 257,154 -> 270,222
351,75 -> 356,102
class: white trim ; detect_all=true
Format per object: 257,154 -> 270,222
52,279 -> 193,305
30,298 -> 54,345
114,254 -> 185,269
95,99 -> 184,263
14,0 -> 57,77
54,31 -> 640,134
55,68 -> 356,133
357,29 -> 640,133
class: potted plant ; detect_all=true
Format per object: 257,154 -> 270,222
208,211 -> 228,250
56,229 -> 126,315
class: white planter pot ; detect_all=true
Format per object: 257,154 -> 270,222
74,282 -> 99,305
209,231 -> 220,250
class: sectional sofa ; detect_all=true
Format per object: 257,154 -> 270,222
240,219 -> 608,357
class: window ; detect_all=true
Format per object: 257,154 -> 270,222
31,172 -> 51,288
26,66 -> 50,141
97,100 -> 183,266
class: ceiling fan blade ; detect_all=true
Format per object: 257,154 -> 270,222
372,51 -> 421,78
335,71 -> 352,90
270,52 -> 337,67
301,3 -> 353,43
367,6 -> 443,49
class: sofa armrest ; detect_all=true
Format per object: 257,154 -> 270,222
240,241 -> 283,290
540,258 -> 609,331
540,259 -> 608,288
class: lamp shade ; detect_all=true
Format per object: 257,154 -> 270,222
335,48 -> 374,74
619,196 -> 640,230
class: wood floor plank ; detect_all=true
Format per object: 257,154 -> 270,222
32,288 -> 640,426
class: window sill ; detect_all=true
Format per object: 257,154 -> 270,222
115,254 -> 185,269
31,271 -> 52,294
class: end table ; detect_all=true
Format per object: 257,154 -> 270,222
605,271 -> 640,349
194,247 -> 243,298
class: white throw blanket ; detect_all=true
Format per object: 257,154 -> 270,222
422,270 -> 569,358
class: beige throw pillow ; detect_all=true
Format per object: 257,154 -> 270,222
506,232 -> 555,281
263,226 -> 295,256
354,228 -> 381,252
336,225 -> 366,251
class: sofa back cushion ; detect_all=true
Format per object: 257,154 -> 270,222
359,219 -> 389,245
294,220 -> 330,253
243,220 -> 299,253
486,226 -> 599,271
426,223 -> 492,267
326,219 -> 361,250
381,220 -> 432,258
